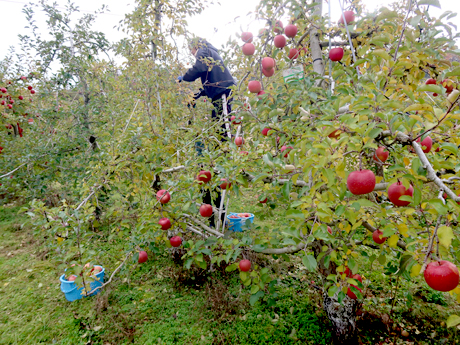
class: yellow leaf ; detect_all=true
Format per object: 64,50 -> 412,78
397,223 -> 408,236
403,157 -> 410,166
410,263 -> 421,277
438,226 -> 454,249
404,104 -> 433,112
409,115 -> 423,122
388,234 -> 399,248
446,315 -> 460,328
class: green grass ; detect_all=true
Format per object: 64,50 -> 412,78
1,202 -> 459,344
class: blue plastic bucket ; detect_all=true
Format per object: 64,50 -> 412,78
226,213 -> 254,232
60,266 -> 105,302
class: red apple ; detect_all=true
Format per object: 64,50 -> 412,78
18,95 -> 23,100
347,274 -> 362,300
242,43 -> 255,56
138,251 -> 148,263
7,104 -> 12,109
1,101 -> 4,105
199,204 -> 213,217
337,266 -> 353,278
387,181 -> 414,207
229,215 -> 239,219
219,178 -> 232,190
257,90 -> 266,97
156,189 -> 171,204
262,68 -> 275,77
241,32 -> 253,43
284,24 -> 298,38
1,88 -> 6,93
262,57 -> 275,71
442,79 -> 455,94
248,80 -> 261,93
231,115 -> 242,125
372,229 -> 387,244
240,151 -> 249,156
159,217 -> 171,230
273,20 -> 283,33
259,196 -> 268,203
262,127 -> 271,136
327,226 -> 332,235
274,35 -> 286,48
420,136 -> 432,153
280,145 -> 293,158
239,259 -> 251,272
347,170 -> 376,195
91,266 -> 103,275
170,236 -> 182,247
235,137 -> 244,146
196,170 -> 212,183
424,260 -> 459,292
237,213 -> 251,218
27,85 -> 32,90
338,11 -> 355,25
329,47 -> 344,62
373,147 -> 389,163
67,275 -> 77,281
288,48 -> 299,60
30,89 -> 36,94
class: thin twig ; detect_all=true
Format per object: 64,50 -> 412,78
86,252 -> 132,295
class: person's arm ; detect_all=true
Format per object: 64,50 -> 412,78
182,50 -> 208,82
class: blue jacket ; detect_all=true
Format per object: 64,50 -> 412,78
183,42 -> 235,100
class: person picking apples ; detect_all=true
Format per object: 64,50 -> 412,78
177,37 -> 236,228
177,37 -> 235,142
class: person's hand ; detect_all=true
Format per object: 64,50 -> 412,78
176,76 -> 183,83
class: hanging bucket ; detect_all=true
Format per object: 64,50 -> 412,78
226,213 -> 254,232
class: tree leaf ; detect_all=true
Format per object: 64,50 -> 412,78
438,226 -> 454,249
446,315 -> 460,328
388,234 -> 400,248
302,255 -> 317,272
418,0 -> 441,9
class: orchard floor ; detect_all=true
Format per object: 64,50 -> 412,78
0,202 -> 459,345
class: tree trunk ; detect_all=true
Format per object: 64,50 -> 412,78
323,291 -> 359,344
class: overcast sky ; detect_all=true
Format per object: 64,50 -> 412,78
0,0 -> 458,61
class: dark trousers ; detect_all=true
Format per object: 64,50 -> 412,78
199,90 -> 232,228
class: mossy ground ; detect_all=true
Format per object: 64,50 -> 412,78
0,202 -> 459,344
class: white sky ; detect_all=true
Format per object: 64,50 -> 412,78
0,0 -> 458,60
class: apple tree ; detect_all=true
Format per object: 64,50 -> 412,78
9,0 -> 460,342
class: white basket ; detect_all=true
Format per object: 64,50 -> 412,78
282,65 -> 304,84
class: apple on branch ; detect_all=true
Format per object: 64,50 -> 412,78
242,43 -> 255,56
284,24 -> 297,38
196,170 -> 212,184
329,48 -> 344,62
159,217 -> 171,230
199,204 -> 213,217
373,147 -> 389,163
347,274 -> 362,300
274,35 -> 286,49
424,260 -> 459,292
387,181 -> 413,207
239,259 -> 251,272
346,170 -> 376,195
372,229 -> 387,244
138,251 -> 148,263
170,236 -> 182,247
156,190 -> 171,204
241,32 -> 253,43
